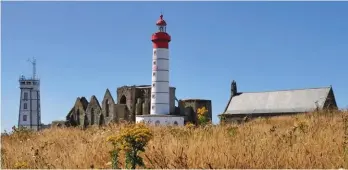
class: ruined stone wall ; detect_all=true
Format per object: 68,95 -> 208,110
117,86 -> 136,121
179,99 -> 213,123
85,96 -> 102,126
66,97 -> 89,127
117,86 -> 177,122
102,91 -> 115,125
114,104 -> 129,122
66,85 -> 178,127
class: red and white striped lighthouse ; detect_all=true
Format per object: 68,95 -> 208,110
150,14 -> 171,115
136,14 -> 184,126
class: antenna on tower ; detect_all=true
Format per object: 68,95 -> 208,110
27,57 -> 37,80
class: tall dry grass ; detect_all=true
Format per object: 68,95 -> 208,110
1,110 -> 348,169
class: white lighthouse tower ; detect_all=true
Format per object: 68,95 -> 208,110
18,58 -> 42,131
151,14 -> 171,115
136,14 -> 184,126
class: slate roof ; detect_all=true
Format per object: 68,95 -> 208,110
223,86 -> 333,115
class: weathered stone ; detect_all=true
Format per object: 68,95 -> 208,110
66,97 -> 89,127
142,98 -> 150,115
85,95 -> 102,126
102,89 -> 115,125
135,98 -> 143,115
180,99 -> 213,123
64,85 -> 205,127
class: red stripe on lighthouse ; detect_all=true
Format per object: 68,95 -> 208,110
153,65 -> 158,71
153,42 -> 169,49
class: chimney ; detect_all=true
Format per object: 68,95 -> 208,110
231,80 -> 237,97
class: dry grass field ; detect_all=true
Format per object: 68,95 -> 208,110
1,110 -> 348,169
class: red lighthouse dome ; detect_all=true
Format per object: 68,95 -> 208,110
152,14 -> 171,49
156,14 -> 167,26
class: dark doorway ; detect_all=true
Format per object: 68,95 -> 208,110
99,114 -> 105,126
120,95 -> 127,104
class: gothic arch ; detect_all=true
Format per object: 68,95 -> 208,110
76,109 -> 80,125
91,108 -> 95,125
99,114 -> 105,126
120,95 -> 127,104
105,99 -> 110,117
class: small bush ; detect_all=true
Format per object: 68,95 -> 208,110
107,123 -> 153,169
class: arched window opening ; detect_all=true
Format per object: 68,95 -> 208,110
105,99 -> 110,117
120,95 -> 126,104
155,120 -> 160,126
91,108 -> 95,125
76,109 -> 80,125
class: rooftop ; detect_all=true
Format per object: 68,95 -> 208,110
223,86 -> 334,115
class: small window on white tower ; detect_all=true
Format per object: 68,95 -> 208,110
24,92 -> 28,100
151,106 -> 155,110
24,103 -> 28,110
153,72 -> 156,76
152,94 -> 155,99
23,115 -> 27,121
152,83 -> 155,87
154,50 -> 156,55
153,61 -> 156,65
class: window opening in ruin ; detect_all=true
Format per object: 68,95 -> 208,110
174,121 -> 178,126
23,115 -> 27,121
91,108 -> 95,125
155,120 -> 160,125
76,109 -> 80,125
120,95 -> 127,104
24,103 -> 27,110
105,99 -> 110,117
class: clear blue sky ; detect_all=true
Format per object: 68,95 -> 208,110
2,2 -> 348,132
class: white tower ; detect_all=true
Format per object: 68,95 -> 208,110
135,14 -> 184,126
18,58 -> 41,131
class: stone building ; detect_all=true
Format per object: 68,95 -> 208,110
63,85 -> 213,127
64,85 -> 207,127
219,80 -> 338,124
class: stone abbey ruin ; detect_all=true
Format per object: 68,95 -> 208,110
52,85 -> 212,127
